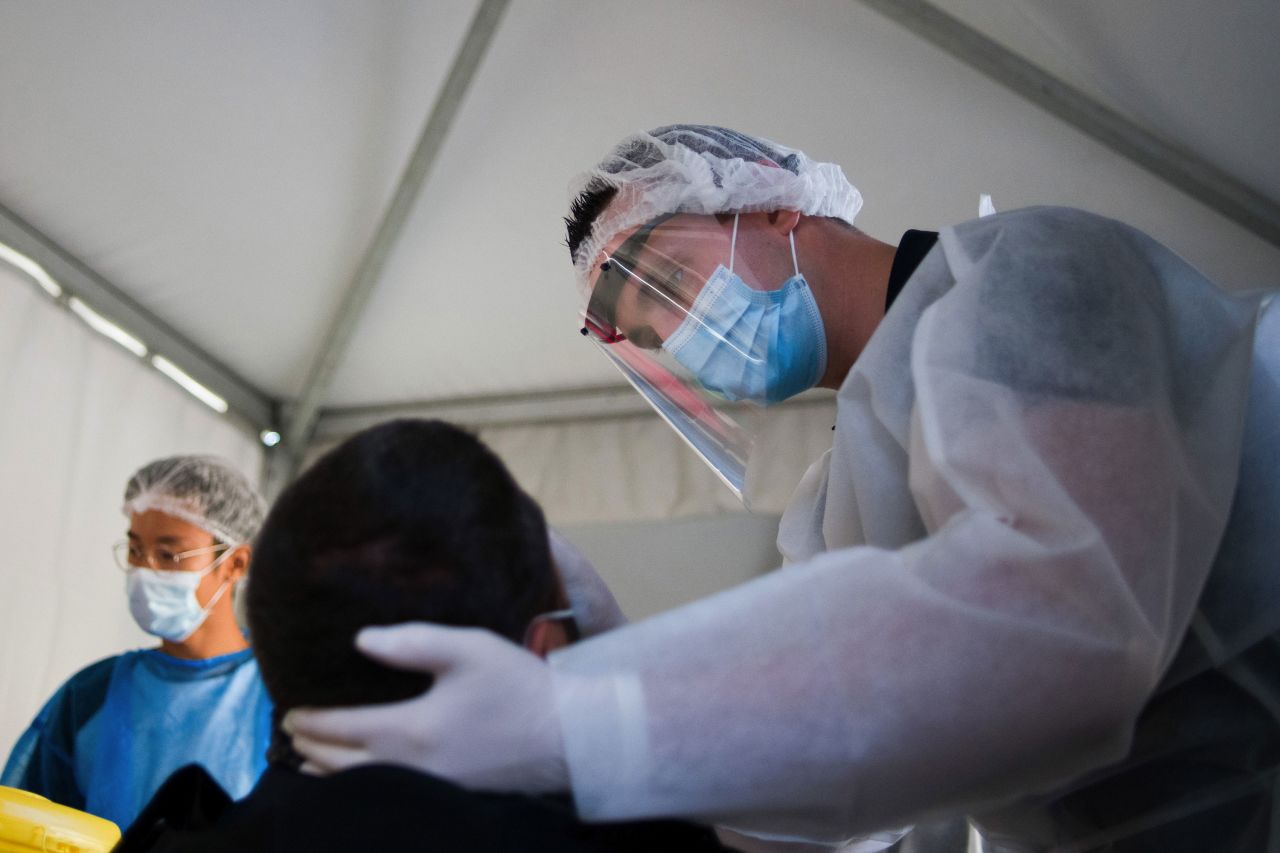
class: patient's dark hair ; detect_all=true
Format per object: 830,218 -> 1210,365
247,419 -> 559,712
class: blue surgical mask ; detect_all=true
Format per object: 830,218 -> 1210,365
663,219 -> 827,405
126,550 -> 233,641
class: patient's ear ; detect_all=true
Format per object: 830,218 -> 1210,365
525,620 -> 571,658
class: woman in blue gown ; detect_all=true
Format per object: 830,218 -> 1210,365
2,455 -> 273,829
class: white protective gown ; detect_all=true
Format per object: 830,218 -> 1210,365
549,207 -> 1279,849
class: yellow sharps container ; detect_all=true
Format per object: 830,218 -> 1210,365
0,786 -> 120,853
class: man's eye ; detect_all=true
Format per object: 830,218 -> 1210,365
639,273 -> 684,309
154,549 -> 178,565
649,267 -> 683,296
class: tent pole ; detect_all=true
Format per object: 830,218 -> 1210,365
855,0 -> 1280,247
279,0 -> 512,481
0,200 -> 276,436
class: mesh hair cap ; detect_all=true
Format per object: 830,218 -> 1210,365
569,124 -> 863,287
122,455 -> 267,544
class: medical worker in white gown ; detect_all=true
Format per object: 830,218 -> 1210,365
287,126 -> 1279,852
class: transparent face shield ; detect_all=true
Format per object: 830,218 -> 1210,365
579,213 -> 825,504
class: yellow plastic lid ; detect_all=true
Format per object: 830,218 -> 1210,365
0,786 -> 120,853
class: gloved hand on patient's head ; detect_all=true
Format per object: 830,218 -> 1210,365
284,622 -> 569,793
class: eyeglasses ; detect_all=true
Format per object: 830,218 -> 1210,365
113,540 -> 229,572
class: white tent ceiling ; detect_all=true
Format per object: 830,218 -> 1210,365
2,0 -> 1277,468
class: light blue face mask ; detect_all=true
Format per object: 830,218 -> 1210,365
125,550 -> 233,642
663,215 -> 827,405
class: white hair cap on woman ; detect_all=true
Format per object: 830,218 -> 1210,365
568,124 -> 863,288
122,455 -> 267,544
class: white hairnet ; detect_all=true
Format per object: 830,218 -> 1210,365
122,455 -> 267,544
569,125 -> 862,288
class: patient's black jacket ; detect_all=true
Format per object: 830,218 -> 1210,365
115,763 -> 733,852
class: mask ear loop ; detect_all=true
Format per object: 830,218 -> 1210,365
195,546 -> 238,620
171,554 -> 236,643
522,608 -> 577,648
199,580 -> 232,617
169,579 -> 231,643
729,212 -> 799,277
728,213 -> 739,274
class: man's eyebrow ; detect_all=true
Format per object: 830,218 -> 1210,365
144,535 -> 193,546
125,532 -> 191,546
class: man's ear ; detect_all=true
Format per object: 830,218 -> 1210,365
767,209 -> 802,236
525,619 -> 571,659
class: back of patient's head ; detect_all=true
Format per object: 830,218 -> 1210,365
247,418 -> 558,712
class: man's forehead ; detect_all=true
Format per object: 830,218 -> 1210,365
598,224 -> 640,261
127,509 -> 214,542
593,212 -> 728,272
598,213 -> 674,260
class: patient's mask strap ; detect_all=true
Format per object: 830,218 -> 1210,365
728,213 -> 739,274
523,608 -> 577,647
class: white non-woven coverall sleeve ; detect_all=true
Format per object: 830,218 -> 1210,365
548,208 -> 1260,842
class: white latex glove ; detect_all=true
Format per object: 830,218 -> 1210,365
548,527 -> 627,636
283,622 -> 569,793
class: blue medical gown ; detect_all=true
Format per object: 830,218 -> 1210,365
1,648 -> 272,828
